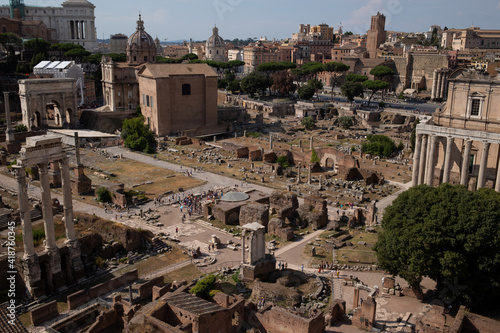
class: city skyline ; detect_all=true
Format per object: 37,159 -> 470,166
6,0 -> 500,42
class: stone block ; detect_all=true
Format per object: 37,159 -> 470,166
239,203 -> 269,229
249,149 -> 262,161
31,300 -> 59,326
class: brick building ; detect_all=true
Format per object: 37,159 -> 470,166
138,63 -> 218,136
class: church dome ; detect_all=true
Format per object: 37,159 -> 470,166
128,15 -> 155,49
207,26 -> 225,48
127,15 -> 156,65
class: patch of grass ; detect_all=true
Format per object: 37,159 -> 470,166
164,263 -> 202,284
246,132 -> 262,138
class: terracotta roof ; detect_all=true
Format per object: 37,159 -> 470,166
166,293 -> 222,315
138,63 -> 217,78
0,303 -> 28,333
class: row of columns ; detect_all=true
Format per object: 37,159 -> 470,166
70,20 -> 86,40
16,157 -> 76,259
413,133 -> 500,191
431,70 -> 449,100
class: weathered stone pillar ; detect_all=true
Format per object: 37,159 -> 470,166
241,230 -> 246,264
74,132 -> 81,166
299,140 -> 302,149
3,91 -> 15,143
270,134 -> 273,150
15,166 -> 35,257
426,135 -> 437,186
495,151 -> 500,192
60,158 -> 75,241
436,72 -> 443,100
39,162 -> 57,250
412,133 -> 423,186
443,136 -> 454,183
431,70 -> 438,100
418,134 -> 428,185
243,130 -> 247,138
460,140 -> 472,186
310,137 -> 313,150
477,141 -> 490,189
308,165 -> 312,185
297,163 -> 301,184
443,72 -> 449,99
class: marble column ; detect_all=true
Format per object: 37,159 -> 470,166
412,133 -> 423,186
39,162 -> 57,250
74,132 -> 81,166
443,136 -> 454,183
436,72 -> 443,100
310,137 -> 313,150
418,134 -> 429,185
270,134 -> 273,150
426,135 -> 437,186
495,150 -> 500,192
15,166 -> 35,257
308,165 -> 312,185
297,163 -> 301,184
60,158 -> 75,242
477,141 -> 490,189
241,231 -> 246,264
460,140 -> 472,186
431,70 -> 438,100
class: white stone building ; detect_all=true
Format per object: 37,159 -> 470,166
0,0 -> 98,51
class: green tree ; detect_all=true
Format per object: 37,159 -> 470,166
338,116 -> 353,130
277,155 -> 290,169
301,116 -> 316,129
322,62 -> 350,101
370,66 -> 394,100
227,80 -> 241,94
345,73 -> 368,83
340,81 -> 364,102
298,84 -> 315,100
363,80 -> 390,106
374,184 -> 500,311
310,148 -> 320,163
191,274 -> 216,300
361,134 -> 395,158
344,31 -> 353,36
218,79 -> 228,90
307,78 -> 323,98
121,116 -> 156,152
257,61 -> 296,76
96,187 -> 112,203
240,72 -> 272,97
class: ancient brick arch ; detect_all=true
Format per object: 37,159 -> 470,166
320,153 -> 341,172
19,78 -> 78,130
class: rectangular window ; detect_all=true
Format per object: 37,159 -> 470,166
150,97 -> 154,108
471,99 -> 481,116
469,155 -> 474,174
146,95 -> 150,107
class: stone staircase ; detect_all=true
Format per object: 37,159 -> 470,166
152,237 -> 171,254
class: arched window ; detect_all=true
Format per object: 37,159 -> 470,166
182,84 -> 191,96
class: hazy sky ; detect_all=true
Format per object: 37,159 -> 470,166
9,0 -> 500,41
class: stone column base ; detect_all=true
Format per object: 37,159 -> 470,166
66,239 -> 85,281
45,247 -> 65,291
22,254 -> 44,298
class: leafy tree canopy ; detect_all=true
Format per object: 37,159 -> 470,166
121,116 -> 156,153
375,184 -> 500,311
257,61 -> 296,74
346,73 -> 368,83
363,80 -> 390,105
191,274 -> 216,299
271,70 -> 296,96
240,72 -> 272,97
301,115 -> 316,129
310,148 -> 320,163
323,61 -> 350,73
340,81 -> 364,102
298,83 -> 316,100
361,134 -> 395,158
338,116 -> 353,129
370,65 -> 395,80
